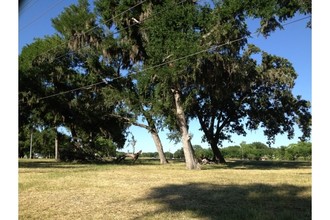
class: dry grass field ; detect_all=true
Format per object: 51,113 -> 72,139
19,159 -> 311,220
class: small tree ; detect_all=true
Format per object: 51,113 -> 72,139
173,148 -> 184,159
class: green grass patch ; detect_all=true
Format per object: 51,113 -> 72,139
19,159 -> 311,220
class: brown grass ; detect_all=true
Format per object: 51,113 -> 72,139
19,159 -> 311,220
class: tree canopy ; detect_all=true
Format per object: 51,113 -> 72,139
19,0 -> 311,169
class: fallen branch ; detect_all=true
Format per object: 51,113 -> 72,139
116,150 -> 142,163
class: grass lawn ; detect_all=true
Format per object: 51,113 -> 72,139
19,159 -> 311,220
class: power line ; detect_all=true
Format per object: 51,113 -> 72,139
37,82 -> 102,101
281,15 -> 311,27
20,0 -> 40,15
140,15 -> 312,73
36,0 -> 188,101
36,15 -> 310,101
85,0 -> 148,36
44,0 -> 186,62
38,78 -> 110,101
20,0 -> 66,32
33,0 -> 149,62
20,0 -> 35,10
23,0 -> 152,103
111,0 -> 188,36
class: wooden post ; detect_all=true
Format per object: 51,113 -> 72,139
29,130 -> 33,159
55,137 -> 58,160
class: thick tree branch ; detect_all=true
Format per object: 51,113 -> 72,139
109,113 -> 150,131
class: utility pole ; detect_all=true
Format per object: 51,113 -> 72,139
29,129 -> 33,159
131,135 -> 136,154
241,146 -> 243,160
54,128 -> 59,161
55,136 -> 58,160
240,141 -> 246,160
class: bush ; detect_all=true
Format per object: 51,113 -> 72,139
59,142 -> 99,162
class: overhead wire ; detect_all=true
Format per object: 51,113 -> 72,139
85,0 -> 148,36
142,15 -> 311,72
36,14 -> 310,101
35,0 -> 189,102
280,15 -> 311,27
107,0 -> 188,36
38,79 -> 111,101
20,0 -> 40,15
23,0 -> 149,102
20,0 -> 67,32
33,0 -> 149,62
33,0 -> 189,98
51,0 -> 187,62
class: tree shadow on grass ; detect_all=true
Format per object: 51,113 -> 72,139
135,183 -> 311,220
18,158 -> 167,169
204,160 -> 312,170
18,158 -> 124,169
18,159 -> 93,169
18,159 -> 312,171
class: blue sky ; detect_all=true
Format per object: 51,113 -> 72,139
19,0 -> 311,153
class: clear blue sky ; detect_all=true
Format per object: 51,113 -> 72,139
18,0 -> 311,153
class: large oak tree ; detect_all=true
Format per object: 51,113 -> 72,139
94,0 -> 311,168
19,0 -> 311,168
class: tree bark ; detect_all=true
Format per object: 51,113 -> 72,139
210,142 -> 226,164
70,124 -> 78,140
110,113 -> 169,164
116,150 -> 142,163
55,136 -> 59,161
55,129 -> 59,161
150,128 -> 168,164
173,89 -> 198,170
145,117 -> 168,164
29,130 -> 33,159
196,111 -> 227,164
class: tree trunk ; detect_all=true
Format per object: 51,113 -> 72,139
110,113 -> 168,164
116,150 -> 142,163
70,124 -> 78,140
29,130 -> 33,159
55,136 -> 59,161
173,89 -> 198,170
150,128 -> 169,164
210,142 -> 226,164
145,116 -> 168,164
55,129 -> 59,161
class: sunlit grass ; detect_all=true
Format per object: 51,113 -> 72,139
19,159 -> 311,219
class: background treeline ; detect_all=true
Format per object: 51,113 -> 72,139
20,126 -> 311,161
19,127 -> 117,159
141,142 -> 312,161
